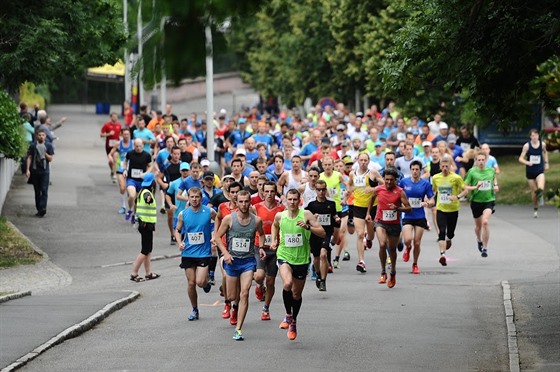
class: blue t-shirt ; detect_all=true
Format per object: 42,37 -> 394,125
167,178 -> 187,224
180,206 -> 213,258
252,133 -> 275,148
370,153 -> 386,168
399,177 -> 434,220
245,150 -> 259,164
156,149 -> 170,171
228,130 -> 251,148
202,187 -> 222,209
179,176 -> 202,193
134,128 -> 155,153
299,142 -> 318,167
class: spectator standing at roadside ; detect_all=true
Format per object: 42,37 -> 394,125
26,129 -> 54,217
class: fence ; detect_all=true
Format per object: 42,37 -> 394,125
0,155 -> 17,215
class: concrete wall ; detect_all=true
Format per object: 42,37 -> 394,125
0,155 -> 17,215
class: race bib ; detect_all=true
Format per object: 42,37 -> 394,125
439,187 -> 451,204
329,187 -> 338,197
285,233 -> 303,248
479,180 -> 492,191
409,197 -> 422,208
232,237 -> 250,252
187,232 -> 205,245
317,214 -> 331,226
131,168 -> 142,178
108,139 -> 118,147
354,175 -> 366,187
529,155 -> 541,164
382,209 -> 398,221
264,234 -> 272,246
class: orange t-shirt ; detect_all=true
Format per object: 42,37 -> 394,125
254,202 -> 285,247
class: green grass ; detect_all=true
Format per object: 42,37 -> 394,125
497,151 -> 560,205
0,217 -> 42,268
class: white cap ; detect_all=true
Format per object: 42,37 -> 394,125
200,159 -> 210,167
219,108 -> 227,115
422,141 -> 432,147
439,123 -> 448,129
235,148 -> 246,156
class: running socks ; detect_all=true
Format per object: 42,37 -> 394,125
292,297 -> 302,321
283,290 -> 293,314
209,257 -> 218,272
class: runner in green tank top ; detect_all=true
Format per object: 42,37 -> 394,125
271,188 -> 324,341
463,152 -> 499,258
319,156 -> 348,212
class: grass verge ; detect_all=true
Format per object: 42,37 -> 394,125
497,151 -> 560,205
0,217 -> 42,268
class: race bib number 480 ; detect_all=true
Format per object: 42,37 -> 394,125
285,233 -> 303,248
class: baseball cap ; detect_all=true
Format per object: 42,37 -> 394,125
342,156 -> 353,165
156,110 -> 162,115
180,162 -> 190,171
336,124 -> 346,131
279,112 -> 287,119
235,148 -> 246,156
356,111 -> 364,118
222,174 -> 235,181
203,171 -> 215,179
238,118 -> 247,124
439,123 -> 449,129
374,141 -> 383,147
422,141 -> 432,147
200,159 -> 210,167
219,108 -> 227,115
447,133 -> 457,143
141,173 -> 155,187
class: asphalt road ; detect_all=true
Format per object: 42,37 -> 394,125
1,103 -> 558,371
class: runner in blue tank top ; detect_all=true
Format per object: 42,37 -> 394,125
174,187 -> 217,321
399,160 -> 435,274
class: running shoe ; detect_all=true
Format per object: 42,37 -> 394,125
130,214 -> 136,225
481,248 -> 488,258
125,210 -> 133,221
255,284 -> 264,301
412,264 -> 420,274
261,309 -> 271,321
203,282 -> 211,293
311,270 -> 317,281
378,272 -> 387,284
347,219 -> 355,228
534,211 -> 538,218
439,255 -> 447,266
170,236 -> 177,246
288,320 -> 297,340
160,207 -> 166,214
403,247 -> 411,262
222,302 -> 231,319
328,265 -> 333,273
365,237 -> 373,249
333,259 -> 339,269
233,329 -> 244,341
208,275 -> 215,286
397,241 -> 404,252
356,261 -> 367,273
319,280 -> 326,291
316,278 -> 322,290
446,239 -> 452,250
343,251 -> 350,261
477,241 -> 483,253
118,207 -> 126,214
279,314 -> 292,329
387,272 -> 396,288
188,309 -> 199,321
230,307 -> 238,325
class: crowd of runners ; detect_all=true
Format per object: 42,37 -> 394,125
100,101 -> 549,341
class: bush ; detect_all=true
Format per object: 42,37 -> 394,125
19,82 -> 46,110
0,90 -> 27,160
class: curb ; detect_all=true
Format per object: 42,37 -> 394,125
501,280 -> 520,372
100,253 -> 181,268
1,290 -> 140,372
6,221 -> 48,259
0,290 -> 31,304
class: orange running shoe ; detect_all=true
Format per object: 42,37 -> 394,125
230,307 -> 238,325
412,264 -> 420,274
279,314 -> 292,329
288,320 -> 297,340
378,273 -> 387,284
261,310 -> 271,321
387,272 -> 396,288
255,284 -> 264,301
403,247 -> 411,262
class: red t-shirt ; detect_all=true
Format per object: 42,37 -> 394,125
218,202 -> 236,246
101,122 -> 122,148
254,202 -> 285,247
374,185 -> 403,224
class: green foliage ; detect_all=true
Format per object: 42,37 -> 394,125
382,0 -> 560,128
19,83 -> 46,110
0,91 -> 27,160
531,56 -> 560,113
0,0 -> 125,93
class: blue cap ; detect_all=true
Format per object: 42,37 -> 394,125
238,118 -> 247,124
141,173 -> 155,187
180,162 -> 190,171
374,141 -> 383,147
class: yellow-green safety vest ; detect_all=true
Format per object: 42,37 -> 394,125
136,189 -> 157,223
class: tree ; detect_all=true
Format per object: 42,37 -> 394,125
0,0 -> 125,93
381,0 -> 560,127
